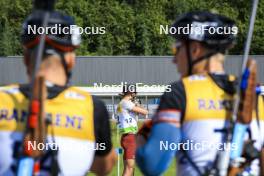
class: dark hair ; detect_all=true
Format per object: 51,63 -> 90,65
122,84 -> 137,95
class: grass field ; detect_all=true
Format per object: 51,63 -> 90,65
89,121 -> 176,176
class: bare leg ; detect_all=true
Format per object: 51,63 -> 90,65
122,159 -> 135,176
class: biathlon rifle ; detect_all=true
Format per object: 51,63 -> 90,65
17,0 -> 55,175
216,0 -> 259,176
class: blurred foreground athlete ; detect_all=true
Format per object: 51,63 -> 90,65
136,11 -> 264,176
0,6 -> 116,176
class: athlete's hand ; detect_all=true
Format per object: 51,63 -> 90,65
137,119 -> 153,143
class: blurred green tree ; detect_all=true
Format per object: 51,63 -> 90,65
0,0 -> 262,56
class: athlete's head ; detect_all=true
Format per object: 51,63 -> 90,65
21,10 -> 81,85
120,84 -> 137,99
171,11 -> 237,77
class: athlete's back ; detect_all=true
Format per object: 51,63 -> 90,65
0,84 -> 112,175
174,74 -> 235,175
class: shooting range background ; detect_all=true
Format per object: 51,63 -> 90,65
0,55 -> 264,85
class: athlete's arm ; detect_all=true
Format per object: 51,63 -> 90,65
136,122 -> 181,176
90,150 -> 117,176
131,106 -> 148,115
90,96 -> 117,176
136,82 -> 186,176
123,99 -> 148,115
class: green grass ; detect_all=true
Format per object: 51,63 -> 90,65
89,121 -> 176,176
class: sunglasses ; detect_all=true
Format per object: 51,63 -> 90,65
172,41 -> 183,55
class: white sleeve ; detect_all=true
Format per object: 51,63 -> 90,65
121,100 -> 135,111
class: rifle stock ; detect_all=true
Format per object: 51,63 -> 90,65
237,59 -> 257,124
18,76 -> 47,175
228,59 -> 257,176
25,76 -> 46,156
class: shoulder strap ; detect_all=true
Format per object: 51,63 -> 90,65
255,94 -> 263,131
181,149 -> 204,176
